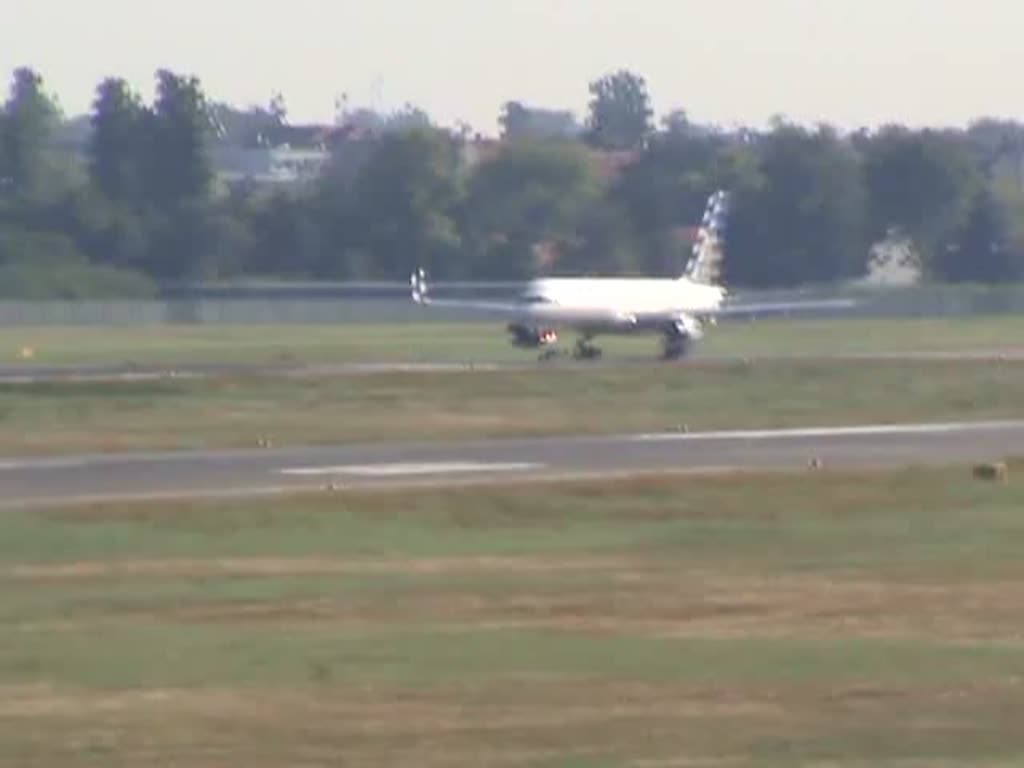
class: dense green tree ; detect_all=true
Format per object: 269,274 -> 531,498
462,140 -> 598,278
558,199 -> 639,275
149,69 -> 214,205
499,101 -> 530,139
79,78 -> 159,271
585,70 -> 653,151
660,109 -> 692,136
612,133 -> 721,231
862,127 -> 982,270
933,183 -> 1024,282
0,67 -> 62,200
966,119 -> 1024,178
351,127 -> 463,278
609,131 -> 731,274
8,65 -> 1024,293
89,78 -> 146,203
311,160 -> 362,278
723,124 -> 869,287
240,189 -> 322,277
499,101 -> 579,141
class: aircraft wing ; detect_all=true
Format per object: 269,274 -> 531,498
411,270 -> 525,315
413,296 -> 527,314
710,298 -> 859,318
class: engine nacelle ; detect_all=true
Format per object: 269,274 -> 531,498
507,324 -> 558,348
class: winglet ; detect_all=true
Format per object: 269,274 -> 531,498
410,268 -> 428,304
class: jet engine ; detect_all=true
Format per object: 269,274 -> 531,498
507,323 -> 558,348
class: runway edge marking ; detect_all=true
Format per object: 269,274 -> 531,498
277,461 -> 543,477
628,420 -> 1024,442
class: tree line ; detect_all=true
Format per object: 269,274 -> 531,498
1,65 -> 1023,297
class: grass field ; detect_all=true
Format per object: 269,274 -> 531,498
2,357 -> 1024,455
3,315 -> 1024,367
3,468 -> 1024,765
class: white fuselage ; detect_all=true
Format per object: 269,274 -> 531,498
514,276 -> 725,333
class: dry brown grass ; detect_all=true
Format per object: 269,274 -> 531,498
221,572 -> 1024,643
0,682 -> 772,767
10,556 -> 1024,643
5,554 -> 635,581
2,678 -> 1022,767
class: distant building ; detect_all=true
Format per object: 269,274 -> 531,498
211,144 -> 330,187
857,238 -> 922,286
210,123 -> 355,187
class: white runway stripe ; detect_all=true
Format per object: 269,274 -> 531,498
629,420 -> 1024,442
278,461 -> 542,477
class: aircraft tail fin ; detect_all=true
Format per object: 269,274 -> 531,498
411,268 -> 428,304
681,189 -> 729,285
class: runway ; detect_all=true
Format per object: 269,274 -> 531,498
0,360 -> 507,383
4,348 -> 1024,383
3,420 -> 1023,509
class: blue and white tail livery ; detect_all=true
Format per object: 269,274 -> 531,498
682,189 -> 729,285
410,268 -> 427,304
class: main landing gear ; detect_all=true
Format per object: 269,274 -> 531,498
661,334 -> 692,361
573,336 -> 602,360
536,336 -> 603,362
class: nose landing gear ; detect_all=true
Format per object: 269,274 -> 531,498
573,337 -> 602,360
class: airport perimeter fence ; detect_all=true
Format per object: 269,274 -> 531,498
3,281 -> 1024,327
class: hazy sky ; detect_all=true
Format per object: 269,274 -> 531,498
2,0 -> 1020,133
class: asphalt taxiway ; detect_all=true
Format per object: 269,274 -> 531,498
0,360 -> 507,384
3,348 -> 1024,384
3,420 -> 1023,509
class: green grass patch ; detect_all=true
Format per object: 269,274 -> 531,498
2,625 -> 1021,690
3,357 -> 1024,455
1,315 -> 1024,367
5,469 -> 1024,765
1,467 -> 1022,571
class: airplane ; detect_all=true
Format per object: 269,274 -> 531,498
410,190 -> 858,361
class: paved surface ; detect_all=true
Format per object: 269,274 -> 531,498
4,349 -> 1024,383
3,420 -> 1023,509
0,361 -> 506,383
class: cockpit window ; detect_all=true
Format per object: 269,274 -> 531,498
520,294 -> 552,305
